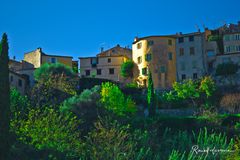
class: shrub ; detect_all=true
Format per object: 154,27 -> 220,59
216,63 -> 238,76
11,107 -> 84,159
10,87 -> 30,119
34,63 -> 74,81
100,82 -> 136,116
85,119 -> 136,160
120,60 -> 134,78
60,86 -> 101,133
199,76 -> 216,98
30,74 -> 77,107
220,93 -> 240,113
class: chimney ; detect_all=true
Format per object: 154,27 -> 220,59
37,47 -> 42,52
134,37 -> 139,42
198,29 -> 201,32
116,44 -> 120,47
100,47 -> 104,53
13,56 -> 16,60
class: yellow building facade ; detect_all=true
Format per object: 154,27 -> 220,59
79,55 -> 129,82
132,36 -> 177,89
24,48 -> 73,68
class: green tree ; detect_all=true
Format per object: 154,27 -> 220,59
172,79 -> 200,107
11,107 -> 84,159
85,119 -> 137,160
147,71 -> 155,116
30,63 -> 77,107
199,76 -> 216,98
10,88 -> 30,119
100,82 -> 136,116
34,63 -> 74,81
0,33 -> 11,159
120,60 -> 134,78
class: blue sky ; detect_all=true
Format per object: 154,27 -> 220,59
0,0 -> 239,61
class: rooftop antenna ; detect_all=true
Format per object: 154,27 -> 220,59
99,42 -> 106,52
195,24 -> 200,32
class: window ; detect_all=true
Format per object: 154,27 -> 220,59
137,42 -> 142,49
112,49 -> 115,53
207,50 -> 216,57
192,61 -> 197,69
236,34 -> 240,40
148,40 -> 154,46
160,66 -> 166,73
91,58 -> 98,67
225,46 -> 231,53
50,57 -> 57,63
236,46 -> 240,52
193,73 -> 198,79
145,53 -> 152,62
97,69 -> 101,75
179,48 -> 184,56
178,37 -> 184,43
109,68 -> 114,75
182,74 -> 186,80
190,47 -> 195,55
168,39 -> 172,45
137,56 -> 142,64
181,62 -> 185,71
18,79 -> 22,87
107,58 -> 111,63
85,70 -> 90,76
142,67 -> 147,75
10,76 -> 13,82
168,52 -> 173,60
189,36 -> 194,42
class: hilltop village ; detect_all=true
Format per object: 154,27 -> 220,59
9,22 -> 240,94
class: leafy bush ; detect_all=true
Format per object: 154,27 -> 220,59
220,93 -> 240,113
216,63 -> 238,76
60,86 -> 101,133
85,119 -> 137,160
100,82 -> 137,116
34,63 -> 74,81
120,60 -> 134,78
199,76 -> 216,98
30,74 -> 77,107
61,85 -> 100,113
10,87 -> 30,118
11,107 -> 84,159
208,35 -> 222,41
161,77 -> 216,108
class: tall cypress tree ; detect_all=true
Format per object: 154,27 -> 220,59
0,33 -> 10,159
147,70 -> 155,116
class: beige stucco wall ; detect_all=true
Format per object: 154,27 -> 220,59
97,45 -> 132,59
132,37 -> 177,89
9,72 -> 27,95
41,55 -> 73,68
24,49 -> 42,68
80,56 -> 127,82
